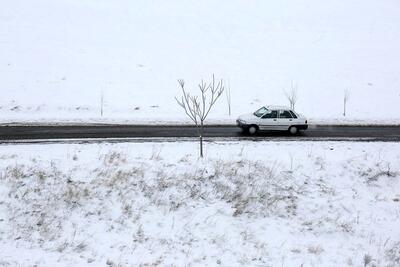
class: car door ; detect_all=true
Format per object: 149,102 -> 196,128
259,110 -> 278,130
277,109 -> 294,130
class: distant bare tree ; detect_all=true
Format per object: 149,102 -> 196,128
343,89 -> 350,116
175,75 -> 224,157
225,79 -> 232,116
100,90 -> 104,117
284,81 -> 298,111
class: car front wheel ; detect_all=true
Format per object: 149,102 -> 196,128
248,125 -> 258,135
289,126 -> 298,135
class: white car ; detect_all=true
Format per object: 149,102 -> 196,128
236,105 -> 308,135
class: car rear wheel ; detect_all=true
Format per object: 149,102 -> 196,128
248,125 -> 258,135
289,126 -> 298,135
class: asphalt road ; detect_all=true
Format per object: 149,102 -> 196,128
1,125 -> 400,143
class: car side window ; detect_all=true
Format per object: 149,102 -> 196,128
279,110 -> 293,119
262,110 -> 277,119
289,110 -> 298,118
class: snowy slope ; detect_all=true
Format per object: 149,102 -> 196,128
1,0 -> 400,124
0,141 -> 399,266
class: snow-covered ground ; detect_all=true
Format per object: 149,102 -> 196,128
1,0 -> 400,124
0,140 -> 399,266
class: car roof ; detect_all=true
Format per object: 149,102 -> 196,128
266,105 -> 292,110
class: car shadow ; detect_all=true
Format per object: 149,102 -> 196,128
238,130 -> 307,137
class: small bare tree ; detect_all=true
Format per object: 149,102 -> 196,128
175,75 -> 224,157
284,81 -> 298,111
225,79 -> 232,116
343,89 -> 350,117
100,90 -> 104,117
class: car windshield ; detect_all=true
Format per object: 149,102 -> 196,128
253,107 -> 268,117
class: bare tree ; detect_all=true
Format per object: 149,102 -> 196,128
225,79 -> 232,116
284,81 -> 298,111
343,89 -> 350,117
100,90 -> 104,117
175,75 -> 224,157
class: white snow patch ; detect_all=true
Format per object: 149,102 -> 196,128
1,0 -> 400,124
0,141 -> 400,266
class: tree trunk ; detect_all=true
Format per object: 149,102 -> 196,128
199,120 -> 204,157
199,135 -> 203,157
100,91 -> 104,117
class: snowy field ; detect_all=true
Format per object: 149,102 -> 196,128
0,140 -> 399,266
1,0 -> 400,125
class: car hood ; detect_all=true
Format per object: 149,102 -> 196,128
296,112 -> 306,119
238,113 -> 257,121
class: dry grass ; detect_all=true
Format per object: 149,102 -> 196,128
0,148 -> 398,266
1,152 -> 303,249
